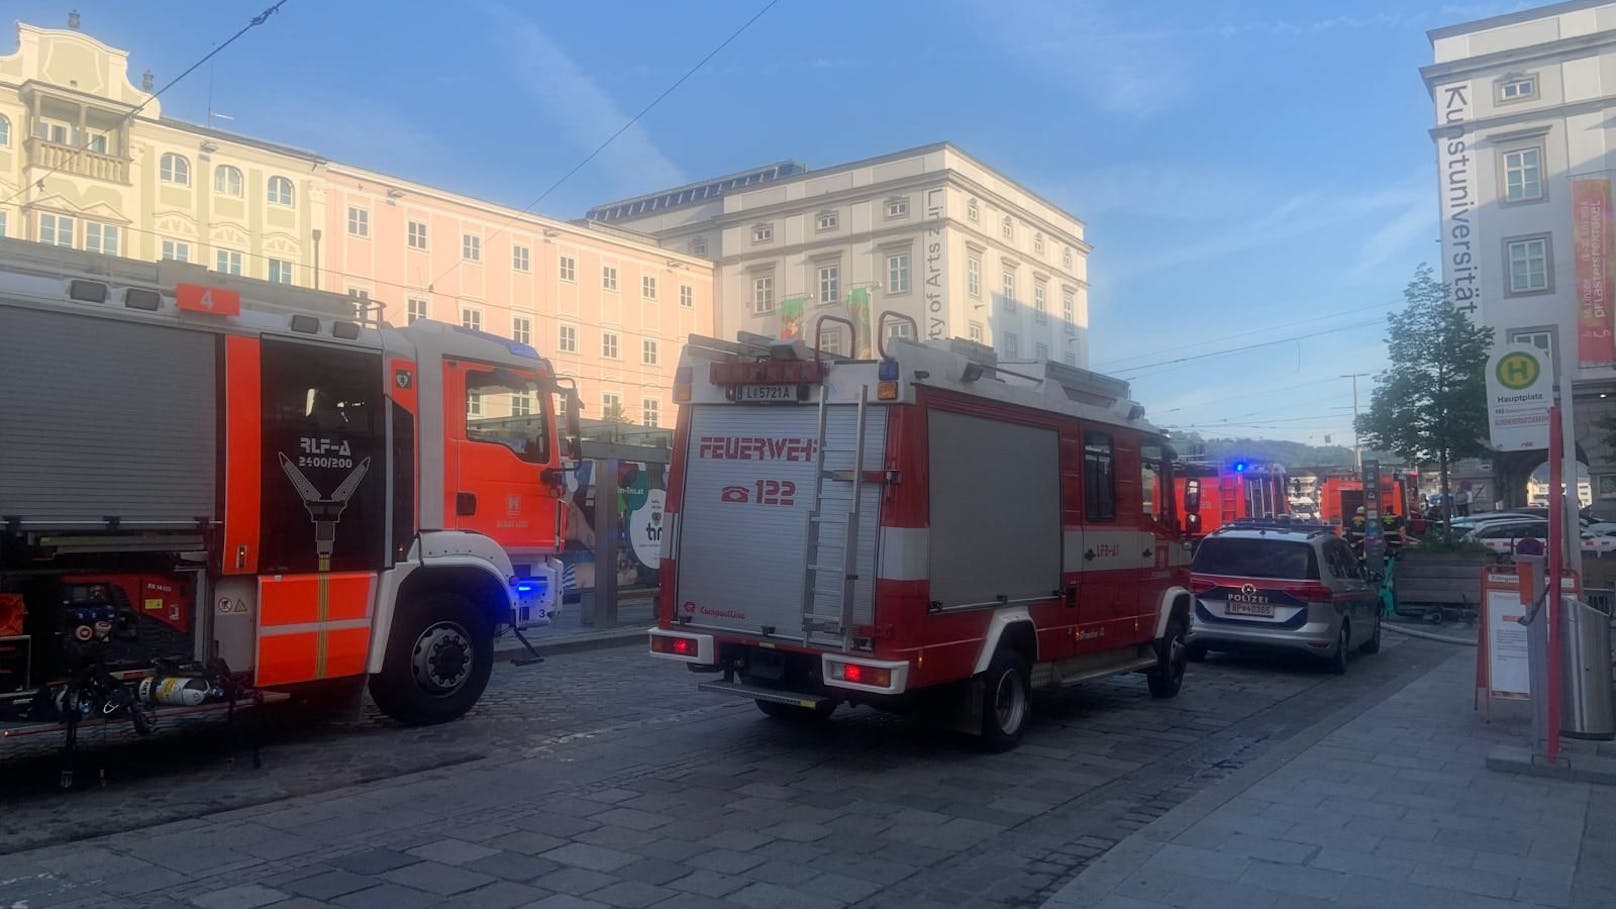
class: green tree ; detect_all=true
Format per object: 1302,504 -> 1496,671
600,400 -> 628,424
1356,264 -> 1493,533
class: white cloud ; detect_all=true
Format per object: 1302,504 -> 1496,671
1059,164 -> 1260,222
480,2 -> 686,198
1353,197 -> 1436,277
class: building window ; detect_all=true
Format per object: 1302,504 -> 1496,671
820,329 -> 845,356
267,176 -> 294,206
1002,216 -> 1014,240
35,120 -> 67,144
1063,288 -> 1076,326
643,275 -> 657,299
1506,235 -> 1552,295
267,258 -> 293,284
1035,342 -> 1049,361
643,339 -> 659,365
159,153 -> 190,186
969,322 -> 984,343
602,331 -> 619,359
1511,328 -> 1553,352
1004,332 -> 1020,358
347,206 -> 369,237
407,297 -> 428,323
886,320 -> 915,342
968,255 -> 982,298
752,224 -> 773,243
1002,271 -> 1016,309
1084,432 -> 1116,521
680,284 -> 694,308
512,316 -> 532,345
511,392 -> 532,417
887,251 -> 911,294
550,255 -> 574,282
642,399 -> 660,427
1503,146 -> 1543,203
602,392 -> 622,419
513,245 -> 530,272
161,239 -> 190,263
559,324 -> 577,352
967,197 -> 979,222
886,197 -> 909,218
466,391 -> 482,417
461,307 -> 482,331
1063,247 -> 1074,269
84,222 -> 120,256
753,274 -> 775,313
0,115 -> 9,146
602,265 -> 618,291
348,289 -> 370,317
1034,233 -> 1045,255
817,211 -> 839,231
1034,282 -> 1048,322
462,233 -> 481,262
214,165 -> 243,197
818,263 -> 840,305
215,249 -> 243,275
690,237 -> 708,256
408,220 -> 428,250
1498,73 -> 1538,103
38,213 -> 73,247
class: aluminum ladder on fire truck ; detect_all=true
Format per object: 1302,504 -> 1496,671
801,385 -> 868,650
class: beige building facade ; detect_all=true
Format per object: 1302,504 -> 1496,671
0,19 -> 714,428
587,144 -> 1092,369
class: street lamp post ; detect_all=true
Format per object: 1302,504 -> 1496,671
1342,372 -> 1368,473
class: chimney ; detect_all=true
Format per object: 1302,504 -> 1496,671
67,10 -> 80,29
142,70 -> 154,92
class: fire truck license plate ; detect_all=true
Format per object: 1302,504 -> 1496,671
736,384 -> 797,403
1225,600 -> 1275,617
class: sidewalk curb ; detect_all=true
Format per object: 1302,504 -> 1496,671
494,625 -> 645,660
1043,644 -> 1467,908
1384,621 -> 1478,646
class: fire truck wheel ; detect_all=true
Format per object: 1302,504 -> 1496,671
1360,614 -> 1382,655
979,650 -> 1030,752
1147,617 -> 1188,698
1184,642 -> 1208,663
1328,622 -> 1351,675
370,592 -> 493,725
755,698 -> 836,722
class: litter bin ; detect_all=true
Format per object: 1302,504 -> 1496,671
1561,596 -> 1615,740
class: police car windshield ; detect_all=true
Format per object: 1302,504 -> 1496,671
1193,538 -> 1320,580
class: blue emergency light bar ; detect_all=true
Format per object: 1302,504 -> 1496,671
453,325 -> 541,360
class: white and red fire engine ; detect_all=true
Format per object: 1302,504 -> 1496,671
649,316 -> 1192,750
0,241 -> 578,770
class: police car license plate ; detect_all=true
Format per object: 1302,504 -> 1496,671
736,384 -> 797,403
1226,600 -> 1275,617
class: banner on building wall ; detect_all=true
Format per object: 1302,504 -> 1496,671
848,287 -> 873,358
1435,81 -> 1478,316
1575,178 -> 1616,366
779,295 -> 807,340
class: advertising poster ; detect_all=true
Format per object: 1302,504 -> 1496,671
560,460 -> 665,593
848,287 -> 872,358
779,295 -> 807,340
1483,574 -> 1531,700
1575,178 -> 1615,366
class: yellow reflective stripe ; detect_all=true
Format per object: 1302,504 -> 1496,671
315,575 -> 330,679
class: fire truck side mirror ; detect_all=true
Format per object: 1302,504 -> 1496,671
565,391 -> 583,462
1184,479 -> 1201,514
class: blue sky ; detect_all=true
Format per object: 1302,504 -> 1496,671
13,0 -> 1529,445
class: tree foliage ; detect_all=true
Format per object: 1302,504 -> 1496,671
1356,264 -> 1493,505
600,400 -> 629,424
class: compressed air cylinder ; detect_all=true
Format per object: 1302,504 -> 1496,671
137,676 -> 212,707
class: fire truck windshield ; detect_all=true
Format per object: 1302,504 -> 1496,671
465,368 -> 551,464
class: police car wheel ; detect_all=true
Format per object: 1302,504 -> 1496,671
370,591 -> 493,726
1360,614 -> 1382,655
1328,622 -> 1350,676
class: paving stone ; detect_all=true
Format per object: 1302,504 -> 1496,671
591,808 -> 672,832
498,832 -> 569,857
517,896 -> 609,909
583,880 -> 675,908
380,860 -> 496,896
531,867 -> 617,896
687,848 -> 768,874
726,880 -> 844,909
282,870 -> 378,900
462,850 -> 562,883
613,858 -> 691,886
743,859 -> 820,886
432,879 -> 547,908
572,826 -> 660,851
539,843 -> 637,873
794,870 -> 883,904
328,850 -> 419,876
332,883 -> 439,909
667,868 -> 748,898
1238,859 -> 1348,900
700,829 -> 774,851
407,839 -> 503,866
189,884 -> 288,909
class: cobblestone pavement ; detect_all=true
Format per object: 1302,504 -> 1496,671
1046,644 -> 1616,909
0,634 -> 1451,908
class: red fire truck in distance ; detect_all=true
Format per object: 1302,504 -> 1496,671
648,320 -> 1192,751
0,241 -> 579,758
1172,461 -> 1289,538
1316,472 -> 1418,528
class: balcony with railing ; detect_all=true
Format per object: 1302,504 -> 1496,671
25,136 -> 129,184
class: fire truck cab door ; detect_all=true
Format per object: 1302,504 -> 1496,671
441,361 -> 554,551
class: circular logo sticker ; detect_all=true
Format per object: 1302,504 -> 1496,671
1495,351 -> 1541,390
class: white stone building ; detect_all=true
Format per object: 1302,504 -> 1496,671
1423,1 -> 1616,507
586,143 -> 1091,368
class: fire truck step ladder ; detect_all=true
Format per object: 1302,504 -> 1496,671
802,384 -> 869,649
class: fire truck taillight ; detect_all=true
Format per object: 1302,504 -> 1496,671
673,366 -> 692,403
828,661 -> 891,688
651,634 -> 695,657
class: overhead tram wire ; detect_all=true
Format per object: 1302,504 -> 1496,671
0,1 -> 291,213
1108,321 -> 1382,377
1094,301 -> 1398,371
421,0 -> 783,296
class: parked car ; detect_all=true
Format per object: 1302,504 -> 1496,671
1465,519 -> 1548,555
1187,521 -> 1381,674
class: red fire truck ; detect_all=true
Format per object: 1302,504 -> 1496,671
1316,472 -> 1417,528
1172,461 -> 1289,537
0,242 -> 578,768
648,320 -> 1192,751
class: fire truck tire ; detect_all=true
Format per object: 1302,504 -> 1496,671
755,698 -> 836,722
1184,642 -> 1208,663
979,650 -> 1030,752
369,592 -> 493,726
1147,617 -> 1188,698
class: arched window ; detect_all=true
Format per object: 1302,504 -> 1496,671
159,153 -> 190,185
267,176 -> 294,206
214,165 -> 243,197
0,116 -> 10,147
